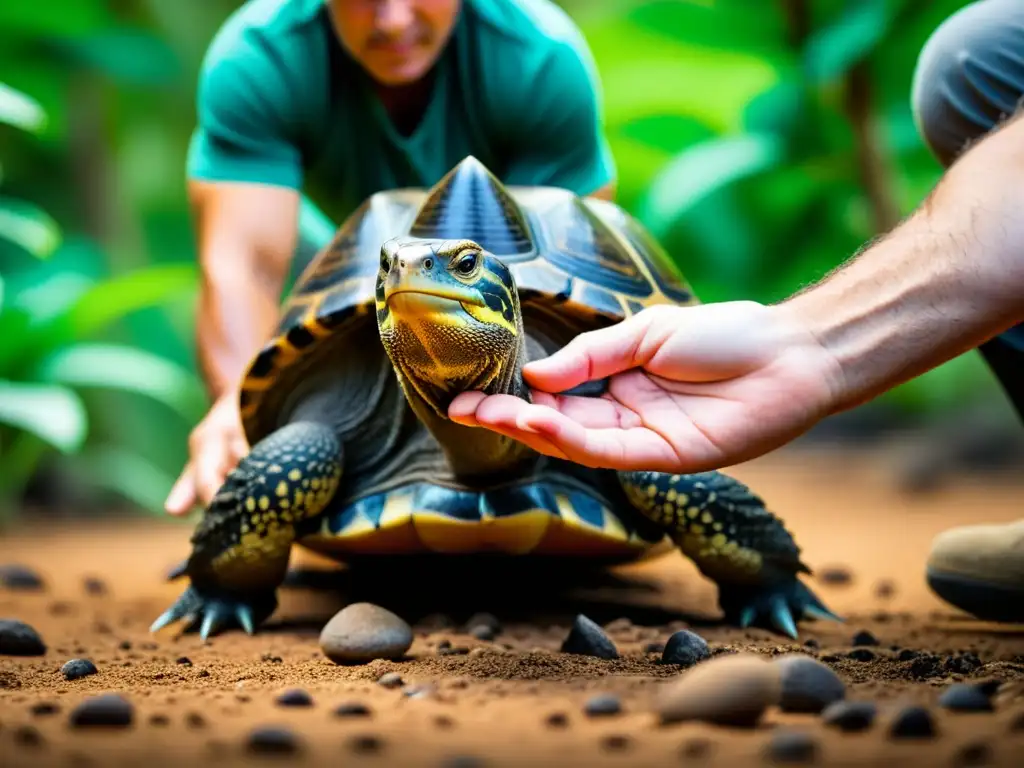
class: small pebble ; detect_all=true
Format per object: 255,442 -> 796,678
821,700 -> 876,731
437,639 -> 452,650
186,712 -> 206,729
275,689 -> 313,708
378,672 -> 403,688
30,702 -> 59,716
560,614 -> 618,660
319,602 -> 413,664
661,630 -> 710,668
938,683 -> 993,712
889,706 -> 937,739
465,612 -> 501,634
852,630 -> 879,646
61,659 -> 98,681
150,714 -> 169,726
775,654 -> 846,713
247,727 -> 301,755
545,712 -> 569,728
583,694 -> 621,717
0,619 -> 46,656
818,566 -> 852,585
439,646 -> 470,656
435,715 -> 455,729
0,564 -> 44,590
954,742 -> 992,766
874,580 -> 896,599
469,624 -> 496,641
766,729 -> 818,763
349,735 -> 383,754
82,577 -> 107,595
176,657 -> 192,666
803,638 -> 820,650
441,757 -> 485,768
847,648 -> 875,662
601,734 -> 630,751
14,724 -> 43,747
898,649 -> 919,661
334,702 -> 371,718
69,694 -> 133,728
655,652 -> 780,727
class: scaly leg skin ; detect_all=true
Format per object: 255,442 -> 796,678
151,421 -> 343,641
619,470 -> 841,639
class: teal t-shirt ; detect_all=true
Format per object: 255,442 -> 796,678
187,0 -> 616,264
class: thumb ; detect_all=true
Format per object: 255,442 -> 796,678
523,309 -> 662,392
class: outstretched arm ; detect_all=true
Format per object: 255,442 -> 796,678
449,111 -> 1024,472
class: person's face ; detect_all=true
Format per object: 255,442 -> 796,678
328,0 -> 462,86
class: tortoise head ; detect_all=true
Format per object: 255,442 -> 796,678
376,236 -> 526,417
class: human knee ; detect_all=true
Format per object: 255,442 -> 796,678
911,0 -> 1024,167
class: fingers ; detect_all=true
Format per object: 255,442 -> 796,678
194,435 -> 241,508
164,462 -> 197,516
521,308 -> 672,392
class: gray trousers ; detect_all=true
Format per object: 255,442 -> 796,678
912,0 -> 1024,416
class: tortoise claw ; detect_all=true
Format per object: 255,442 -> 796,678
150,585 -> 277,640
718,577 -> 841,638
770,596 -> 799,640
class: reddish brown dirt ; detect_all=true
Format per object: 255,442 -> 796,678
1,449 -> 1023,767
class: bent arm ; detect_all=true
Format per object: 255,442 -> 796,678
191,180 -> 299,399
780,111 -> 1024,414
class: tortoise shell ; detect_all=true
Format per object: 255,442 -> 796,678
238,156 -> 698,444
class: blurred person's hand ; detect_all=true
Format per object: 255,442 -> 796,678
164,391 -> 249,515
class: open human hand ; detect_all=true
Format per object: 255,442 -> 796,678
448,302 -> 844,473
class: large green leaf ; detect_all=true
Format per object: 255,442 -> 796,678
0,82 -> 46,133
52,263 -> 198,340
57,27 -> 181,86
802,0 -> 892,84
0,197 -> 62,258
0,1 -> 112,38
638,132 -> 786,238
34,343 -> 205,421
75,444 -> 178,514
0,380 -> 87,453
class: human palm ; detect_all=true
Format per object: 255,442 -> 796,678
448,302 -> 843,472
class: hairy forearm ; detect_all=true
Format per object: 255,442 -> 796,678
780,113 -> 1024,413
196,256 -> 286,399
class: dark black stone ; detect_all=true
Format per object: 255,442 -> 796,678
82,577 -> 107,595
118,640 -> 131,650
766,730 -> 819,763
436,639 -> 452,650
246,727 -> 300,755
185,712 -> 206,729
30,701 -> 59,716
465,613 -> 501,634
803,638 -> 820,650
945,653 -> 982,675
583,694 -> 621,717
954,742 -> 992,767
0,619 -> 46,656
69,694 -> 133,728
275,689 -> 313,707
819,567 -> 852,585
14,724 -> 43,747
821,700 -> 876,732
545,712 -> 568,728
0,564 -> 44,590
334,702 -> 371,717
847,648 -> 875,662
61,659 -> 98,681
973,679 -> 1002,698
349,735 -> 383,753
377,672 -> 403,688
176,657 -> 192,666
660,630 -> 710,667
852,630 -> 879,646
898,649 -> 920,661
560,615 -> 618,660
938,683 -> 993,712
889,706 -> 936,739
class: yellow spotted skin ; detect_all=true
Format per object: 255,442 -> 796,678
619,470 -> 811,588
186,421 -> 343,596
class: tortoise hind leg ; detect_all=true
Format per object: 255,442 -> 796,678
618,469 -> 840,638
151,421 -> 342,640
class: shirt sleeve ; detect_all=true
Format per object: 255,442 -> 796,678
499,36 -> 616,196
186,32 -> 304,190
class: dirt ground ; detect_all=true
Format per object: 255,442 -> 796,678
1,448 -> 1022,767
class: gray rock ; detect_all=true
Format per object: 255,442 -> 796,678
377,672 -> 403,688
61,659 -> 98,681
774,654 -> 846,713
766,729 -> 819,763
583,694 -> 621,717
247,727 -> 301,754
0,564 -> 44,590
661,630 -> 710,667
319,603 -> 413,664
275,689 -> 313,707
889,706 -> 937,739
560,614 -> 618,660
938,683 -> 993,712
821,700 -> 876,731
0,619 -> 46,656
655,652 -> 780,727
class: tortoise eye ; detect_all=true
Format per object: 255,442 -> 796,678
454,251 -> 478,275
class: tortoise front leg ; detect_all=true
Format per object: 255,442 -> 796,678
151,421 -> 342,640
618,470 -> 840,638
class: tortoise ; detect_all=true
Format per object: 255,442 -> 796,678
152,156 -> 838,641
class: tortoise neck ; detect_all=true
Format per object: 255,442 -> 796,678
397,331 -> 537,482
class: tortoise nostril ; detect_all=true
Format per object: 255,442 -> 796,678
423,257 -> 434,270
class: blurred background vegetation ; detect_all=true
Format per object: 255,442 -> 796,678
0,0 -> 1016,521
